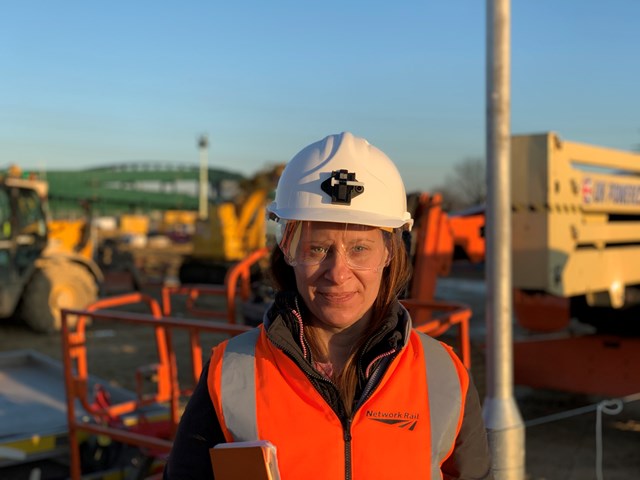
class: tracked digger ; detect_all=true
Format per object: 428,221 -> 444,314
0,166 -> 102,332
178,163 -> 285,285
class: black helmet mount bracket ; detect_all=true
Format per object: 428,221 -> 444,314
321,169 -> 365,205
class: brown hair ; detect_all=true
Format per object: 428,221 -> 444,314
268,229 -> 412,415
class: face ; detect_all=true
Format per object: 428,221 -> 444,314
290,222 -> 388,332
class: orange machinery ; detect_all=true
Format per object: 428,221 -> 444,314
409,133 -> 640,398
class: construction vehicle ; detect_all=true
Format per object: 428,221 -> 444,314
0,166 -> 102,333
158,209 -> 198,241
511,133 -> 640,330
179,163 -> 285,285
510,132 -> 640,396
412,132 -> 640,397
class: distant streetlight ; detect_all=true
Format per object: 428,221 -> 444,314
198,135 -> 209,220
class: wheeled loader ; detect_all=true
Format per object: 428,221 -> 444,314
0,166 -> 102,332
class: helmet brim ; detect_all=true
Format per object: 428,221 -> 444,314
269,204 -> 412,230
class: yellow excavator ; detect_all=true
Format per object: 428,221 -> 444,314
0,166 -> 102,332
178,163 -> 285,284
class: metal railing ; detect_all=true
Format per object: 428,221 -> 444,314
402,298 -> 472,369
61,301 -> 252,479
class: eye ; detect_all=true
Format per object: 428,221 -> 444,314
350,244 -> 371,255
305,244 -> 330,259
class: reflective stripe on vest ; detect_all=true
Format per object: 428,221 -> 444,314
220,328 -> 462,474
418,331 -> 463,478
220,328 -> 261,441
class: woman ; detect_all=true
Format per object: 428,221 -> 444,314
164,132 -> 493,479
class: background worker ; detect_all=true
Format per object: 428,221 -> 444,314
164,132 -> 493,479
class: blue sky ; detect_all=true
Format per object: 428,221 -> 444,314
2,1 -> 639,192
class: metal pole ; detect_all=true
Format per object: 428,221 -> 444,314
483,1 -> 525,479
198,135 -> 209,221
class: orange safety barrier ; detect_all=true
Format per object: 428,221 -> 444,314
81,293 -> 173,412
61,301 -> 252,480
157,247 -> 269,388
160,283 -> 229,386
400,298 -> 472,370
161,247 -> 269,322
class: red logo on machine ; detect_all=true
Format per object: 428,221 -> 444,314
582,177 -> 593,204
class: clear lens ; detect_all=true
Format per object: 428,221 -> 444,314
275,220 -> 394,270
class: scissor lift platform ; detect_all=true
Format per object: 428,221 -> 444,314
0,349 -> 164,470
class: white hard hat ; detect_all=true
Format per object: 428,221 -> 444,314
268,132 -> 413,230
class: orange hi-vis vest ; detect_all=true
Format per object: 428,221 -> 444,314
208,326 -> 469,480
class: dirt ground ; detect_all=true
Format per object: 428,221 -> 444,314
1,267 -> 639,480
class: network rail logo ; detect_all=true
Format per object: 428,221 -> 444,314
366,410 -> 420,431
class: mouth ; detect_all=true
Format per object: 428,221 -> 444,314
317,291 -> 355,304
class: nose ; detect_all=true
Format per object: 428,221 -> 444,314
322,249 -> 353,283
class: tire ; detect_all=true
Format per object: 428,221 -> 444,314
20,261 -> 98,333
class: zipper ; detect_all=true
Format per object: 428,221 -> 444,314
271,334 -> 355,479
269,302 -> 333,386
343,418 -> 353,480
354,350 -> 397,412
269,335 -> 333,385
343,351 -> 397,480
354,321 -> 405,413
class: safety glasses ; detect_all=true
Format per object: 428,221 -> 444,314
274,220 -> 394,271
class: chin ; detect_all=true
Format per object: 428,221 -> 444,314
314,308 -> 365,329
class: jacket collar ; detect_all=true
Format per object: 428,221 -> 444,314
263,291 -> 412,373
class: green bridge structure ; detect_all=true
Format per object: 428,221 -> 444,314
34,162 -> 246,217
